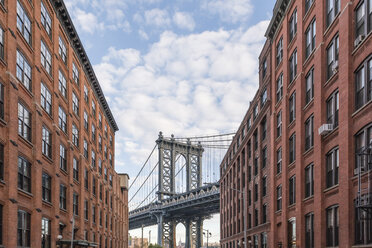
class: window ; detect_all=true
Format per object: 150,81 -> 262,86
262,146 -> 267,169
18,156 -> 31,192
109,174 -> 113,186
16,50 -> 32,91
355,0 -> 372,39
91,150 -> 96,168
289,175 -> 296,205
289,9 -> 297,42
0,144 -> 3,181
305,163 -> 314,198
326,205 -> 339,246
327,0 -> 340,27
305,0 -> 314,13
84,139 -> 88,158
261,117 -> 267,140
326,147 -> 339,188
42,126 -> 52,158
110,136 -> 113,147
72,124 -> 79,147
92,205 -> 96,223
262,176 -> 267,197
305,115 -> 314,151
305,68 -> 314,104
41,40 -> 52,75
71,92 -> 79,116
305,19 -> 316,58
289,49 -> 297,82
99,135 -> 102,151
253,234 -> 258,248
327,90 -> 339,128
276,73 -> 283,102
58,106 -> 67,133
289,133 -> 296,164
84,200 -> 89,220
59,144 -> 67,171
261,88 -> 267,107
58,37 -> 67,64
247,117 -> 251,131
254,208 -> 259,226
40,83 -> 52,115
92,124 -> 96,141
105,125 -> 108,138
42,172 -> 51,202
277,147 -> 282,174
288,218 -> 296,247
0,83 -> 3,120
289,92 -> 296,123
254,157 -> 258,176
355,124 -> 372,172
72,62 -> 79,84
253,104 -> 258,120
0,26 -> 4,60
327,34 -> 339,80
262,59 -> 267,79
355,57 -> 372,110
92,100 -> 96,117
84,169 -> 89,189
100,184 -> 103,200
261,232 -> 268,248
18,103 -> 32,141
92,176 -> 96,195
277,110 -> 282,138
276,36 -> 283,66
73,157 -> 79,181
98,113 -> 102,128
254,183 -> 258,202
277,185 -> 282,211
104,167 -> 108,181
73,192 -> 79,215
84,85 -> 89,102
84,111 -> 88,130
254,130 -> 258,151
59,70 -> 67,97
17,1 -> 31,44
17,210 -> 31,247
60,184 -> 66,210
355,204 -> 372,244
40,1 -> 51,36
305,212 -> 314,248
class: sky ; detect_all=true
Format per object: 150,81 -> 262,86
64,0 -> 276,244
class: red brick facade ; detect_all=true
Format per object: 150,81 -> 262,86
220,0 -> 372,247
0,0 -> 129,247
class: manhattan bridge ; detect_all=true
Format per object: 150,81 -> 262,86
128,131 -> 234,248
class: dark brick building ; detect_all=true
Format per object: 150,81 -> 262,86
220,0 -> 372,247
0,0 -> 129,247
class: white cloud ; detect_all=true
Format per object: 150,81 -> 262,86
144,8 -> 171,27
173,12 -> 195,31
74,8 -> 105,34
201,0 -> 253,23
94,20 -> 269,175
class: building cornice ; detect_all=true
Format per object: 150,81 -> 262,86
50,0 -> 119,132
265,0 -> 292,40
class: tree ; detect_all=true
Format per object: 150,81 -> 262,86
148,244 -> 163,248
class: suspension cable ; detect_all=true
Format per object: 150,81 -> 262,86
128,144 -> 157,190
129,161 -> 159,203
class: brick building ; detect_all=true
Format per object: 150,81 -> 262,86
220,0 -> 372,247
0,0 -> 129,247
220,40 -> 272,248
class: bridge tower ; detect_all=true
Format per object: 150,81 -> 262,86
156,132 -> 204,248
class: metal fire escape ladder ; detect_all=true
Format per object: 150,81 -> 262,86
356,142 -> 372,219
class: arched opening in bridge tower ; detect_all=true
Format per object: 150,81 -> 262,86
175,153 -> 187,193
175,222 -> 186,247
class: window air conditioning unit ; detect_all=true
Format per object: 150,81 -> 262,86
318,123 -> 333,136
354,34 -> 365,47
332,60 -> 339,74
354,166 -> 366,175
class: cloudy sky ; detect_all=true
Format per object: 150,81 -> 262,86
65,0 -> 275,243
